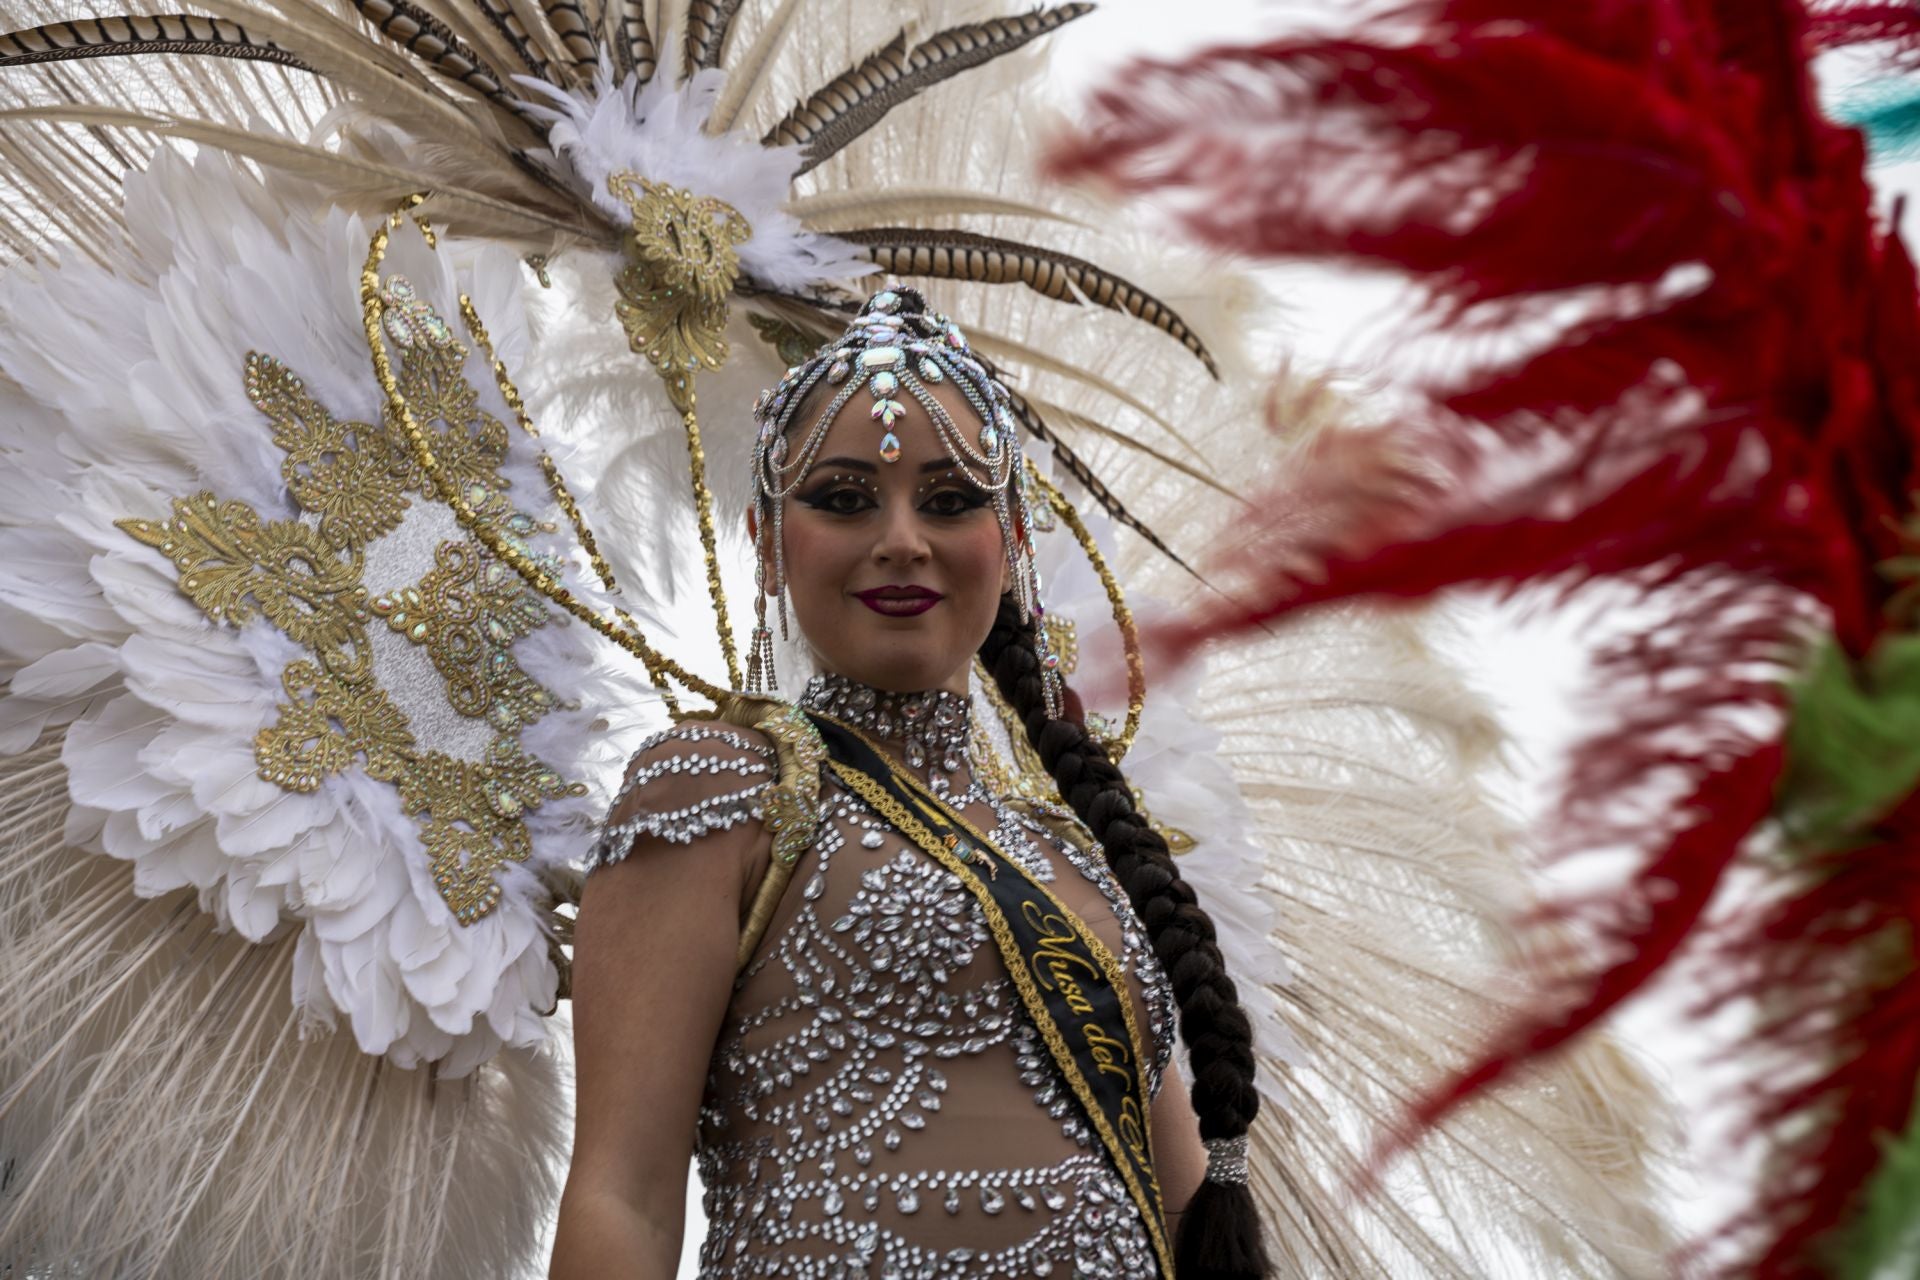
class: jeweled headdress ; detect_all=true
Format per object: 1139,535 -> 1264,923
747,287 -> 1063,713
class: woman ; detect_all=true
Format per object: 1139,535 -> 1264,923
551,289 -> 1263,1277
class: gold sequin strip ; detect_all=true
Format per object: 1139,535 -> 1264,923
1026,463 -> 1147,759
679,395 -> 742,689
455,293 -> 682,716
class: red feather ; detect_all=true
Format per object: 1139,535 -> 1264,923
1048,0 -> 1920,1271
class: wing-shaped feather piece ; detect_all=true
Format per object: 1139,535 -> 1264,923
840,225 -> 1220,376
0,13 -> 305,70
764,4 -> 1095,174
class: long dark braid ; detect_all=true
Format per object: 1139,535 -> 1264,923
978,596 -> 1271,1278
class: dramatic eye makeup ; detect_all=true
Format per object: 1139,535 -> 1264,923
916,475 -> 991,517
794,456 -> 988,517
796,472 -> 877,514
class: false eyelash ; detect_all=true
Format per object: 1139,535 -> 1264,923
917,485 -> 993,513
795,476 -> 877,511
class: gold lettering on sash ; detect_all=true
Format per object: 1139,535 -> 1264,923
1021,900 -> 1101,1015
1082,1021 -> 1135,1083
1119,1097 -> 1160,1194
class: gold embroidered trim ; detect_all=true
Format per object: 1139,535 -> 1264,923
608,173 -> 751,688
121,299 -> 590,926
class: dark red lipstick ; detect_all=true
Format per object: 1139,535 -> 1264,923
854,585 -> 943,617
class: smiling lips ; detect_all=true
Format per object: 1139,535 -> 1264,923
854,585 -> 944,617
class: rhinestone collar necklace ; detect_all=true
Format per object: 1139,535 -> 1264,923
799,674 -> 972,774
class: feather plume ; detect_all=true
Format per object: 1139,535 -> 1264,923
606,0 -> 655,84
842,225 -> 1221,376
0,104 -> 590,241
513,66 -> 870,288
764,4 -> 1095,174
703,0 -> 802,135
1004,393 -> 1196,570
345,0 -> 530,120
791,184 -> 1090,230
466,0 -> 553,77
681,0 -> 744,72
0,13 -> 305,71
540,0 -> 600,80
962,315 -> 1222,471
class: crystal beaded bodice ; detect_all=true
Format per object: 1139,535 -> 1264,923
591,676 -> 1178,1278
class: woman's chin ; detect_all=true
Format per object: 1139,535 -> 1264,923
819,645 -> 966,695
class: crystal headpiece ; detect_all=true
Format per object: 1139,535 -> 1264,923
746,288 -> 1061,712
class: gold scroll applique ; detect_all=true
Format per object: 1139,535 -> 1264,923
118,283 -> 585,925
608,172 -> 749,407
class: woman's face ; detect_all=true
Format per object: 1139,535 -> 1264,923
766,377 -> 1011,695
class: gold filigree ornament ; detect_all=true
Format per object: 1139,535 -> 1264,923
607,173 -> 752,688
1026,462 -> 1148,760
121,294 -> 591,926
608,172 -> 749,401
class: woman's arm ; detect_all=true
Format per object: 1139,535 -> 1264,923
550,731 -> 773,1280
1153,1054 -> 1210,1234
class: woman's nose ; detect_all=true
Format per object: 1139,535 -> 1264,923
871,496 -> 930,564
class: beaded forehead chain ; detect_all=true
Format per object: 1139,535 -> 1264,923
748,288 -> 1062,714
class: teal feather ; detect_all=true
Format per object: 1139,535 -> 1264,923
1834,79 -> 1920,160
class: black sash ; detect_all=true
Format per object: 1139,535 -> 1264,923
807,713 -> 1174,1277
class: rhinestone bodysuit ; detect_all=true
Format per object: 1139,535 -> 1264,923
590,678 -> 1178,1277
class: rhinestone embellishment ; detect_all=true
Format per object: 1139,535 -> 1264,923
800,675 -> 971,776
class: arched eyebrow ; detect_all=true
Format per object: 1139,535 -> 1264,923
805,455 -> 962,477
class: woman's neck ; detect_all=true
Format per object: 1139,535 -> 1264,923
798,672 -> 973,782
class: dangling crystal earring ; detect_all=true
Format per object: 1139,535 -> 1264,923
746,516 -> 778,694
746,598 -> 777,694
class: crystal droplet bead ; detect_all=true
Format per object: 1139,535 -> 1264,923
879,431 -> 901,463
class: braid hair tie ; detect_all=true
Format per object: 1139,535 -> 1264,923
1203,1135 -> 1251,1187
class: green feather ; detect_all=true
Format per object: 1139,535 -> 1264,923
1830,1080 -> 1920,1280
1776,634 -> 1920,854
